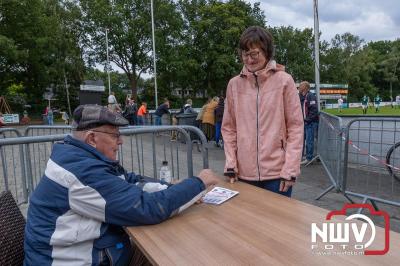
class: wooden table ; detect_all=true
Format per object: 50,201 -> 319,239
126,180 -> 400,265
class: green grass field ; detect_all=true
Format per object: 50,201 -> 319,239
325,105 -> 400,116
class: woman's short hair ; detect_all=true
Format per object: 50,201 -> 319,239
239,26 -> 274,61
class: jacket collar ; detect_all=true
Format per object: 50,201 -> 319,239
63,135 -> 120,165
239,60 -> 284,78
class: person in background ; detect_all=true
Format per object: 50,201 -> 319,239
125,94 -> 132,106
61,111 -> 70,125
0,112 -> 4,127
171,99 -> 196,141
137,102 -> 147,125
123,98 -> 138,125
299,81 -> 319,165
21,110 -> 31,125
154,98 -> 170,126
222,26 -> 303,197
395,95 -> 400,109
23,104 -> 219,265
202,96 -> 219,141
108,91 -> 122,113
337,96 -> 344,113
47,106 -> 54,125
131,98 -> 138,125
214,96 -> 225,148
195,98 -> 210,129
374,94 -> 382,113
361,95 -> 369,114
183,99 -> 196,114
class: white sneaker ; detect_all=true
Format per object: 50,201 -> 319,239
300,159 -> 310,165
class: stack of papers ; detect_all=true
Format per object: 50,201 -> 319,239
202,187 -> 239,205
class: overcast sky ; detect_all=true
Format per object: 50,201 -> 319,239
249,0 -> 399,42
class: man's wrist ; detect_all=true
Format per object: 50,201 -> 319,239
191,176 -> 206,190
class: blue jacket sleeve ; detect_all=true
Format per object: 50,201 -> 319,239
105,176 -> 205,226
70,164 -> 206,226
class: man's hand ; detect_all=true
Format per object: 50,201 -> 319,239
279,180 -> 295,192
197,169 -> 219,188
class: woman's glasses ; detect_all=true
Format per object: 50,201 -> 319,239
241,50 -> 260,60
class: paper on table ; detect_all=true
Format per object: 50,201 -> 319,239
202,186 -> 239,205
177,190 -> 207,214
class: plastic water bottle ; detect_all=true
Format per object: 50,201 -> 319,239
160,161 -> 172,183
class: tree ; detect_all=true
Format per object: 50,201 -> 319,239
168,0 -> 265,98
84,67 -> 146,106
271,26 -> 314,82
79,0 -> 182,100
377,40 -> 400,100
345,47 -> 377,101
320,33 -> 364,85
5,83 -> 27,112
0,0 -> 85,113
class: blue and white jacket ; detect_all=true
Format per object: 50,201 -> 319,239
24,135 -> 206,265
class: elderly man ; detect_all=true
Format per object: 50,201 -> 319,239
24,104 -> 218,265
298,81 -> 319,165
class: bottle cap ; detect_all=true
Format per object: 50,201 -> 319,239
162,161 -> 168,165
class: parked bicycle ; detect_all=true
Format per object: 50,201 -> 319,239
386,141 -> 400,182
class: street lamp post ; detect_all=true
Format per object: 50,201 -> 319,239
151,0 -> 158,108
313,0 -> 321,112
106,28 -> 111,95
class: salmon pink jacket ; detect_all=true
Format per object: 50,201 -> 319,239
221,60 -> 304,181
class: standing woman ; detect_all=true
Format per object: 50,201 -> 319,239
222,26 -> 303,197
202,96 -> 219,141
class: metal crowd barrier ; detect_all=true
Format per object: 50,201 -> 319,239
0,128 -> 26,203
315,112 -> 347,200
0,126 -> 208,205
342,118 -> 400,209
24,125 -> 72,136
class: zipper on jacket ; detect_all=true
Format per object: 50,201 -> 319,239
105,248 -> 113,265
253,73 -> 261,181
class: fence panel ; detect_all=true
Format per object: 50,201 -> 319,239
316,112 -> 345,199
118,126 -> 207,182
24,125 -> 72,137
0,128 -> 26,204
343,118 -> 400,207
